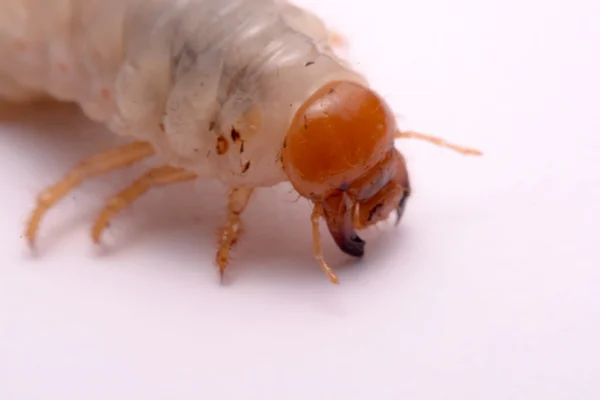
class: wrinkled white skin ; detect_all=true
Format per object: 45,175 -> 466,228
0,0 -> 367,188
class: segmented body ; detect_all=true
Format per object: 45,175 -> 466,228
1,0 -> 482,283
0,0 -> 364,187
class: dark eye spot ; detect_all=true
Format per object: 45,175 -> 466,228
368,203 -> 384,222
339,182 -> 350,191
231,127 -> 241,142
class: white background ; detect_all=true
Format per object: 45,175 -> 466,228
1,0 -> 599,399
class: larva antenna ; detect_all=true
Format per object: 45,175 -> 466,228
394,130 -> 483,156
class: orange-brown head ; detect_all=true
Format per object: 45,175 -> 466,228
281,80 -> 410,257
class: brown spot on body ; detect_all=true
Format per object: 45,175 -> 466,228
234,106 -> 262,142
305,61 -> 315,67
240,140 -> 245,154
209,121 -> 216,131
159,122 -> 165,133
242,161 -> 251,173
216,135 -> 229,155
231,127 -> 241,142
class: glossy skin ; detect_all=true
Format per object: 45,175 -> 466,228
282,80 -> 410,257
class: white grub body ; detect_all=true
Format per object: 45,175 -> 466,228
0,0 -> 367,187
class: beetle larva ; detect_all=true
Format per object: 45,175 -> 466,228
0,0 -> 481,283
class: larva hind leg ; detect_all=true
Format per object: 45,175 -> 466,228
91,166 -> 197,243
26,141 -> 155,247
216,187 -> 254,280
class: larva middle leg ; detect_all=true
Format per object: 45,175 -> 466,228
92,166 -> 197,243
216,187 -> 254,279
26,141 -> 155,246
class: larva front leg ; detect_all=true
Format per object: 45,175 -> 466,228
92,166 -> 197,243
26,141 -> 155,247
311,204 -> 340,285
216,187 -> 254,280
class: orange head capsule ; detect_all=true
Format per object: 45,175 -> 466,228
282,80 -> 410,257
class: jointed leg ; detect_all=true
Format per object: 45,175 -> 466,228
311,204 -> 340,285
216,187 -> 254,279
26,141 -> 155,246
395,130 -> 483,156
91,166 -> 197,243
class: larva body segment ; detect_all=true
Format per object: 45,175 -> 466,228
2,0 -> 481,283
0,0 -> 365,187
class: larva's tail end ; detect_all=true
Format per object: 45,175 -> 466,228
395,130 -> 483,156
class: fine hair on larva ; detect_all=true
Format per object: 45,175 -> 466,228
0,0 -> 482,284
